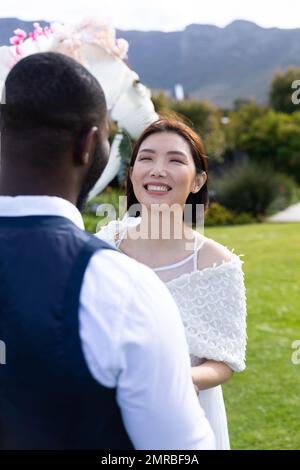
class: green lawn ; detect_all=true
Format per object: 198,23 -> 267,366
83,211 -> 300,449
205,223 -> 300,450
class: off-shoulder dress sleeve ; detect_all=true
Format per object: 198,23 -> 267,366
167,255 -> 247,372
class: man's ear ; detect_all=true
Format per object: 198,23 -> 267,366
76,126 -> 99,167
191,171 -> 207,193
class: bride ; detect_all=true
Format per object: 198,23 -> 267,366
96,118 -> 247,449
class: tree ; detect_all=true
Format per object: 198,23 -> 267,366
269,67 -> 300,114
231,110 -> 300,183
152,92 -> 227,161
225,100 -> 267,152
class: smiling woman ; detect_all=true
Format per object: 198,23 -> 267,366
96,117 -> 247,449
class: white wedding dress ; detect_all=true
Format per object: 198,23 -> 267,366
96,215 -> 247,450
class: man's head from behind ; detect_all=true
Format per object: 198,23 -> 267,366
0,52 -> 109,210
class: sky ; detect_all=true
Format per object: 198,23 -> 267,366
0,0 -> 299,31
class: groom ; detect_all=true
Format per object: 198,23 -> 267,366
0,52 -> 214,450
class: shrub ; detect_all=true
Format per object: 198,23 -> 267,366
205,203 -> 255,226
205,203 -> 234,226
214,162 -> 297,218
266,174 -> 300,214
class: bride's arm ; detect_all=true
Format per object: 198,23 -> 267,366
191,361 -> 233,393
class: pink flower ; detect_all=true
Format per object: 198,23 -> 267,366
33,22 -> 43,35
29,31 -> 38,41
43,26 -> 51,37
10,36 -> 21,46
10,28 -> 27,45
13,28 -> 27,40
9,28 -> 27,56
8,22 -> 51,65
29,23 -> 52,41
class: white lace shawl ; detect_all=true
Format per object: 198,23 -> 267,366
96,218 -> 247,372
165,256 -> 247,372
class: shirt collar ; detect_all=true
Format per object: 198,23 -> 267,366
0,195 -> 85,230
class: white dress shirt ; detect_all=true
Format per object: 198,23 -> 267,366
0,195 -> 215,450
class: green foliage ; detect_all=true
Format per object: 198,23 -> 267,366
86,186 -> 124,212
152,92 -> 226,161
231,211 -> 256,225
227,105 -> 300,183
226,101 -> 267,151
266,174 -> 300,214
205,202 -> 255,226
82,214 -> 100,234
214,161 -> 297,217
117,131 -> 132,187
84,187 -> 125,234
269,67 -> 300,114
205,202 -> 234,225
106,68 -> 300,199
151,91 -> 173,113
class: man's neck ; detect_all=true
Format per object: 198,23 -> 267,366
0,178 -> 77,205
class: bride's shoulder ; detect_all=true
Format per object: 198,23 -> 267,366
195,232 -> 238,272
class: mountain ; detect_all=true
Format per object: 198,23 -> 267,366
118,20 -> 300,107
1,18 -> 300,107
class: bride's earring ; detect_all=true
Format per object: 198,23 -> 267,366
192,181 -> 201,193
192,171 -> 206,193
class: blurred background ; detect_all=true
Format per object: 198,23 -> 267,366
1,0 -> 299,450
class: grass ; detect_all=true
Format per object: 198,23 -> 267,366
205,223 -> 300,450
83,204 -> 300,449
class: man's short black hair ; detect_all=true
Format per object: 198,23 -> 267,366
1,52 -> 107,168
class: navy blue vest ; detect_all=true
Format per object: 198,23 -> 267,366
0,215 -> 134,450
